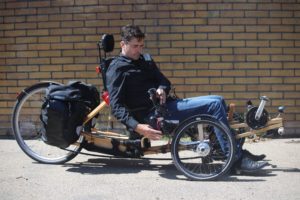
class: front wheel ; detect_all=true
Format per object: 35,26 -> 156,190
171,115 -> 236,181
11,81 -> 82,164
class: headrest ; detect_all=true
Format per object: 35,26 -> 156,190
101,34 -> 114,53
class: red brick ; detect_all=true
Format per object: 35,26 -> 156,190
198,70 -> 222,77
258,18 -> 281,25
160,48 -> 183,55
15,8 -> 37,16
184,48 -> 208,55
234,48 -> 257,54
259,48 -> 282,54
208,18 -> 232,25
209,63 -> 233,69
271,55 -> 294,62
38,36 -> 60,43
234,62 -> 258,69
221,26 -> 244,32
28,58 -> 50,65
171,26 -> 195,33
246,25 -> 269,32
220,11 -> 244,17
6,72 -> 28,80
146,11 -> 169,19
183,18 -> 207,25
271,41 -> 294,47
183,4 -> 207,10
27,29 -> 49,36
50,29 -> 72,35
39,50 -> 61,57
271,25 -> 294,32
209,48 -> 233,54
173,70 -> 197,77
196,25 -> 220,33
171,55 -> 195,62
75,0 -> 98,5
185,78 -> 209,84
247,55 -> 270,62
52,72 -> 75,79
38,7 -> 60,14
224,85 -> 246,91
29,72 -> 51,79
6,2 -> 28,9
272,70 -> 295,76
222,70 -> 246,77
171,11 -> 195,18
172,41 -> 195,48
159,19 -> 183,25
258,33 -> 281,40
222,41 -> 245,47
158,4 -> 182,11
208,3 -> 232,10
208,33 -> 232,40
197,55 -> 220,62
210,77 -> 234,84
233,3 -> 256,10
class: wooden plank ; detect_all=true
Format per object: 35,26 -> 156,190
235,122 -> 283,139
83,101 -> 107,125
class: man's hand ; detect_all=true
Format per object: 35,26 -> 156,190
134,124 -> 162,140
156,88 -> 166,105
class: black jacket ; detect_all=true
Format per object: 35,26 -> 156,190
106,54 -> 171,131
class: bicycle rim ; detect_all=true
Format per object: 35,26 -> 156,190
12,82 -> 82,164
171,116 -> 235,181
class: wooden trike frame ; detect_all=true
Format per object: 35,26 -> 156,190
79,98 -> 285,157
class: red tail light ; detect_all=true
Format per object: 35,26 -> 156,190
96,66 -> 101,74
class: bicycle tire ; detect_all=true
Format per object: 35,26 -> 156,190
11,81 -> 82,164
171,114 -> 236,181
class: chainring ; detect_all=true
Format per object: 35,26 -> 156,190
246,106 -> 269,130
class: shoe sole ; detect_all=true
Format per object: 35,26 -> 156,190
235,162 -> 269,174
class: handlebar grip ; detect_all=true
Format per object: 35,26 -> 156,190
148,88 -> 157,104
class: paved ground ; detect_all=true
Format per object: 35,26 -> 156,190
0,137 -> 299,200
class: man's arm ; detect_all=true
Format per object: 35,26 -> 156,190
106,64 -> 139,131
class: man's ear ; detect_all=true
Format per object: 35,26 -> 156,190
120,41 -> 125,48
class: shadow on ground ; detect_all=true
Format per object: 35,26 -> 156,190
60,156 -> 299,182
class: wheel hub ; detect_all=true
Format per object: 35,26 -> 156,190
196,142 -> 210,157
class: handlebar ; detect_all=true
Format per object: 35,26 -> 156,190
147,88 -> 168,118
147,88 -> 177,134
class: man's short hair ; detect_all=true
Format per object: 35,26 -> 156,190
121,25 -> 145,43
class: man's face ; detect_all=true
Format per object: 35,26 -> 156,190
120,38 -> 144,60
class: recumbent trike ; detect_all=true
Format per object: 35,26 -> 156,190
11,34 -> 285,181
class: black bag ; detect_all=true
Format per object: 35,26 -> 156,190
40,81 -> 100,148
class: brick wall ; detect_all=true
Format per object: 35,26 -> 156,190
1,0 -> 299,136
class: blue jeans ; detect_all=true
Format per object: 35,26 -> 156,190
162,95 -> 243,160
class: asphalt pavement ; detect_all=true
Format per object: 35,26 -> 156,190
0,137 -> 299,200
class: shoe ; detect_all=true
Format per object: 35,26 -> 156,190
243,149 -> 266,161
238,157 -> 268,172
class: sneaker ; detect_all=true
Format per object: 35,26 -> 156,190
238,156 -> 268,172
243,149 -> 266,161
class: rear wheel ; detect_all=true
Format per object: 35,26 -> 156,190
11,81 -> 82,164
171,115 -> 236,181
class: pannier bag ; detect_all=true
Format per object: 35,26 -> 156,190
40,81 -> 100,148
